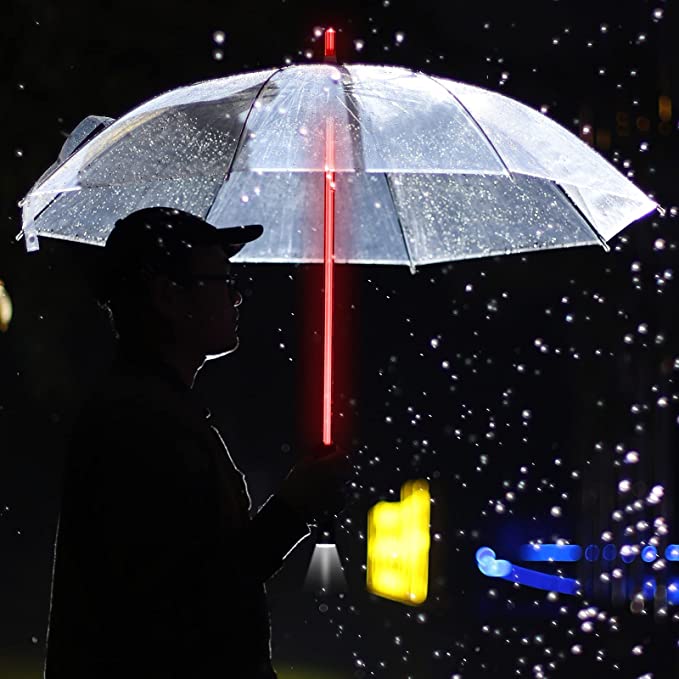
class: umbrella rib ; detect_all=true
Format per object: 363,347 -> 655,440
384,173 -> 417,275
337,65 -> 371,175
421,72 -> 515,182
26,191 -> 63,232
555,183 -> 611,252
212,67 -> 286,198
337,66 -> 416,273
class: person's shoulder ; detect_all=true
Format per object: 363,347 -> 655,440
67,367 -> 170,437
65,372 -> 198,474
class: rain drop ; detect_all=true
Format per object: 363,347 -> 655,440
625,451 -> 639,464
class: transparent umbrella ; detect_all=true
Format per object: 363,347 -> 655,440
18,29 -> 658,595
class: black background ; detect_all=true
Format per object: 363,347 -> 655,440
2,1 -> 679,677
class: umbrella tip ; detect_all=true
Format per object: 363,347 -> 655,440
324,28 -> 337,64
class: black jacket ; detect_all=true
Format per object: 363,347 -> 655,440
44,345 -> 311,678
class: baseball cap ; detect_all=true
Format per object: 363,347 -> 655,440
93,206 -> 263,305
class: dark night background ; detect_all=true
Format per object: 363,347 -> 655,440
2,0 -> 679,677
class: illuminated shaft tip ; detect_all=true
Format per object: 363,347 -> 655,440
324,28 -> 337,63
325,28 -> 336,56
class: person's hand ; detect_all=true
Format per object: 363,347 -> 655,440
278,443 -> 352,521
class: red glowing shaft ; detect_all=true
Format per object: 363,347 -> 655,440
323,116 -> 336,446
321,27 -> 338,446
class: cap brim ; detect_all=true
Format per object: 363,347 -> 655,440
216,224 -> 264,257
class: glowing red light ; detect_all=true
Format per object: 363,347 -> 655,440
323,118 -> 336,445
325,28 -> 336,59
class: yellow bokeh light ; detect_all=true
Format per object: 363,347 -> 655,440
0,280 -> 13,332
366,479 -> 430,605
659,95 -> 672,122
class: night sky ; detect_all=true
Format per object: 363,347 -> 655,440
2,1 -> 679,677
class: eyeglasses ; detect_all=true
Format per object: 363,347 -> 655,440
190,273 -> 240,291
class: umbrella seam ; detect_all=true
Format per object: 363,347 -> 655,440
383,173 -> 417,275
206,66 -> 287,219
26,192 -> 63,230
339,65 -> 417,275
555,183 -> 611,252
336,66 -> 372,171
420,71 -> 515,182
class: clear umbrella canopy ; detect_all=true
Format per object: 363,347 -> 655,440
19,64 -> 657,269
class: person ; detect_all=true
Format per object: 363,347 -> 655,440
44,206 -> 351,679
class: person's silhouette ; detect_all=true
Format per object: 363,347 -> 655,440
44,207 -> 349,679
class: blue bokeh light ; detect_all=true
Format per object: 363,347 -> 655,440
641,546 -> 658,563
479,558 -> 512,578
475,547 -> 496,567
642,578 -> 656,599
519,544 -> 582,562
665,545 -> 679,562
621,547 -> 636,564
602,544 -> 617,561
668,579 -> 679,605
584,544 -> 600,562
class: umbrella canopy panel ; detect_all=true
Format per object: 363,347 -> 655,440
20,69 -> 280,233
432,78 -> 656,240
207,171 -> 599,266
228,65 -> 508,174
21,64 -> 656,265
